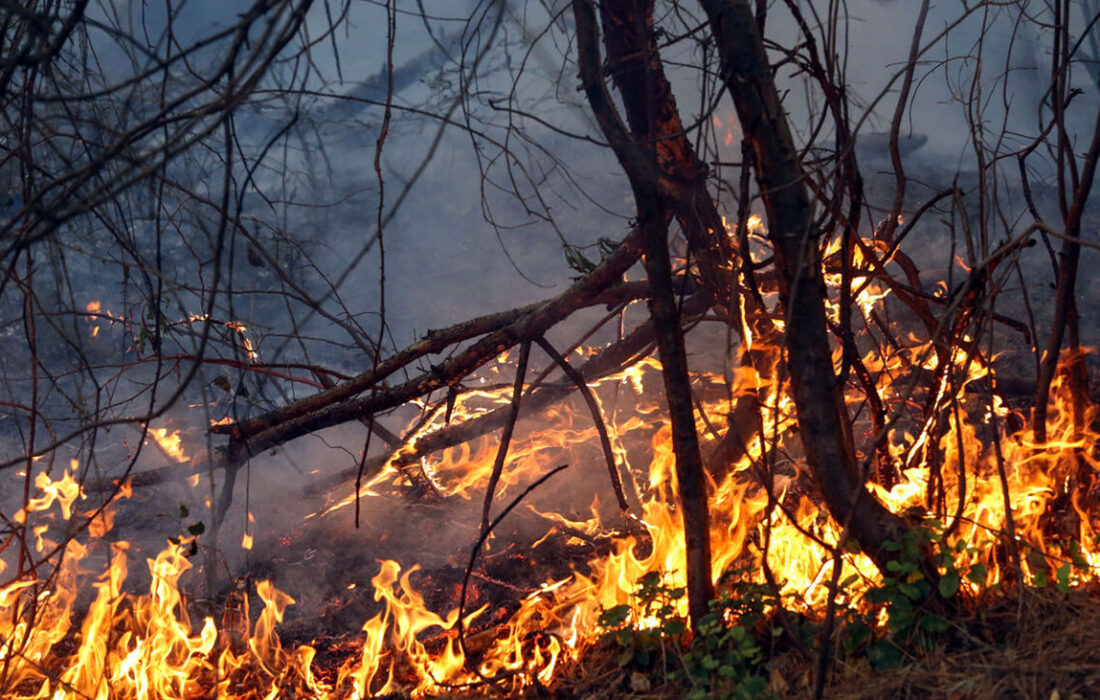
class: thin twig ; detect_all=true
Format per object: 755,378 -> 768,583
534,336 -> 629,512
481,340 -> 531,534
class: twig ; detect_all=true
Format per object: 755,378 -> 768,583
456,464 -> 571,683
535,336 -> 630,512
481,340 -> 531,533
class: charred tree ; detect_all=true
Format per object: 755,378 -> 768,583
573,0 -> 715,630
697,0 -> 919,573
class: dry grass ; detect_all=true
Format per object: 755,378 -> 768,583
543,588 -> 1100,699
824,590 -> 1100,700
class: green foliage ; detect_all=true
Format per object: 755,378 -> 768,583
596,571 -> 688,671
596,570 -> 774,699
596,524 -> 1097,693
849,523 -> 963,669
1027,540 -> 1090,593
563,238 -> 620,276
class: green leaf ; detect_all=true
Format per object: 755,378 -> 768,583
888,609 -> 916,634
1056,562 -> 1071,592
598,604 -> 631,628
898,582 -> 923,600
637,571 -> 661,589
178,504 -> 189,518
718,664 -> 739,679
563,245 -> 596,274
738,676 -> 769,698
967,563 -> 988,585
187,521 -> 205,536
843,619 -> 872,652
867,640 -> 904,670
597,237 -> 619,260
1033,568 -> 1049,588
920,614 -> 950,633
938,569 -> 959,598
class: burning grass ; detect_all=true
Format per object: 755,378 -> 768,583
4,348 -> 1100,698
5,223 -> 1100,698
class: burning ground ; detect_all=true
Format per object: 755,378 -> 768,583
6,296 -> 1100,698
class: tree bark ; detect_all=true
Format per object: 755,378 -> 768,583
574,0 -> 714,630
697,0 -> 914,571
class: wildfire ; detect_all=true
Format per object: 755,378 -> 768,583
6,238 -> 1100,697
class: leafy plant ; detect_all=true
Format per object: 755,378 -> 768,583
597,570 -> 775,698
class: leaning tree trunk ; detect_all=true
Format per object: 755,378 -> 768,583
573,0 -> 715,630
697,0 -> 916,572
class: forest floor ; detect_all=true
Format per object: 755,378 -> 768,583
538,587 -> 1100,699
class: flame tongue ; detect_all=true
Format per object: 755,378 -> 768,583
6,299 -> 1100,696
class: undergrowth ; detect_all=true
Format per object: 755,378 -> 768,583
594,523 -> 1094,699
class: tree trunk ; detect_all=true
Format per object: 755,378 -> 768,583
697,0 -> 915,571
573,0 -> 714,630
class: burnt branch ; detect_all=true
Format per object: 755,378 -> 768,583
215,232 -> 643,464
481,340 -> 531,534
574,0 -> 714,629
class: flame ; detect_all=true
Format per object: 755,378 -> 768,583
149,427 -> 188,463
9,229 -> 1100,696
189,316 -> 259,362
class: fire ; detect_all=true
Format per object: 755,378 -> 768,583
148,427 -> 188,462
7,230 -> 1100,697
5,353 -> 1100,696
188,315 -> 260,362
85,300 -> 122,338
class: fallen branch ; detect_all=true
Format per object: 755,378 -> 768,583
215,232 -> 644,463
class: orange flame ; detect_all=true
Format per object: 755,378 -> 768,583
8,229 -> 1100,696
